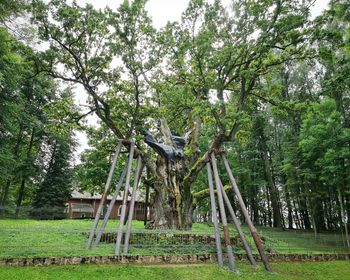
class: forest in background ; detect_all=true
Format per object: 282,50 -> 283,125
0,0 -> 349,237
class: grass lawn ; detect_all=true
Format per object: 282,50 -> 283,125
0,219 -> 348,258
0,261 -> 349,280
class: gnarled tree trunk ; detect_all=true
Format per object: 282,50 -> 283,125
150,156 -> 193,229
146,119 -> 195,230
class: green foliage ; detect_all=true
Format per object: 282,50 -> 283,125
31,136 -> 75,219
1,0 -> 350,233
0,23 -> 79,214
299,99 -> 350,193
0,0 -> 28,21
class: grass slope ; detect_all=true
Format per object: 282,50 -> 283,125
0,219 -> 348,258
0,261 -> 350,280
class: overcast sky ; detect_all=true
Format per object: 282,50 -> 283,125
72,0 -> 330,162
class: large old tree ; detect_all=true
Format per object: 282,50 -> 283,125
31,0 -> 313,229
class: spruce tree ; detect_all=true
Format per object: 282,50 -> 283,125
31,138 -> 73,219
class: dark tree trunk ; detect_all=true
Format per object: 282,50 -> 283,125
262,202 -> 267,226
15,128 -> 35,217
300,206 -> 311,229
257,116 -> 282,228
297,185 -> 311,229
262,150 -> 281,228
143,181 -> 150,226
251,186 -> 259,226
0,181 -> 11,215
324,200 -> 331,230
265,185 -> 272,227
285,191 -> 293,229
292,200 -> 301,229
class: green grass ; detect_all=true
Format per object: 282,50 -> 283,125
254,225 -> 349,254
0,219 -> 348,258
0,261 -> 350,280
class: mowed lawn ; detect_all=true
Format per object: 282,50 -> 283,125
1,261 -> 350,280
0,219 -> 348,258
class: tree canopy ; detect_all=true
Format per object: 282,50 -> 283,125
0,0 -> 348,237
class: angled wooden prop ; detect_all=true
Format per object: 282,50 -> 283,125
86,140 -> 123,250
124,156 -> 143,253
218,177 -> 257,267
94,164 -> 128,246
115,142 -> 135,255
210,153 -> 237,272
206,162 -> 224,267
221,154 -> 272,272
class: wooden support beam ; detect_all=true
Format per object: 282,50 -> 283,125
206,162 -> 224,267
221,154 -> 272,272
94,164 -> 128,246
218,177 -> 257,267
115,142 -> 135,255
86,140 -> 123,250
124,156 -> 143,254
143,181 -> 150,226
211,153 -> 236,272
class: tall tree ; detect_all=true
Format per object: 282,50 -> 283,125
31,136 -> 74,219
31,0 -> 313,229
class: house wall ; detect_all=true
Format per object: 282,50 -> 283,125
67,198 -> 147,220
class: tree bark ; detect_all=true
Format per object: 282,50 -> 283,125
297,185 -> 311,229
262,146 -> 281,227
285,191 -> 293,229
143,180 -> 150,226
150,155 -> 193,229
147,119 -> 194,229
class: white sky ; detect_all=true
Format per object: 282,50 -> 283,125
73,0 -> 330,162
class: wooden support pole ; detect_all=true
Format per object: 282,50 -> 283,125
221,154 -> 272,272
115,142 -> 135,255
94,164 -> 128,246
143,182 -> 150,226
211,153 -> 236,272
206,162 -> 224,267
86,140 -> 123,250
123,156 -> 143,254
218,178 -> 257,267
